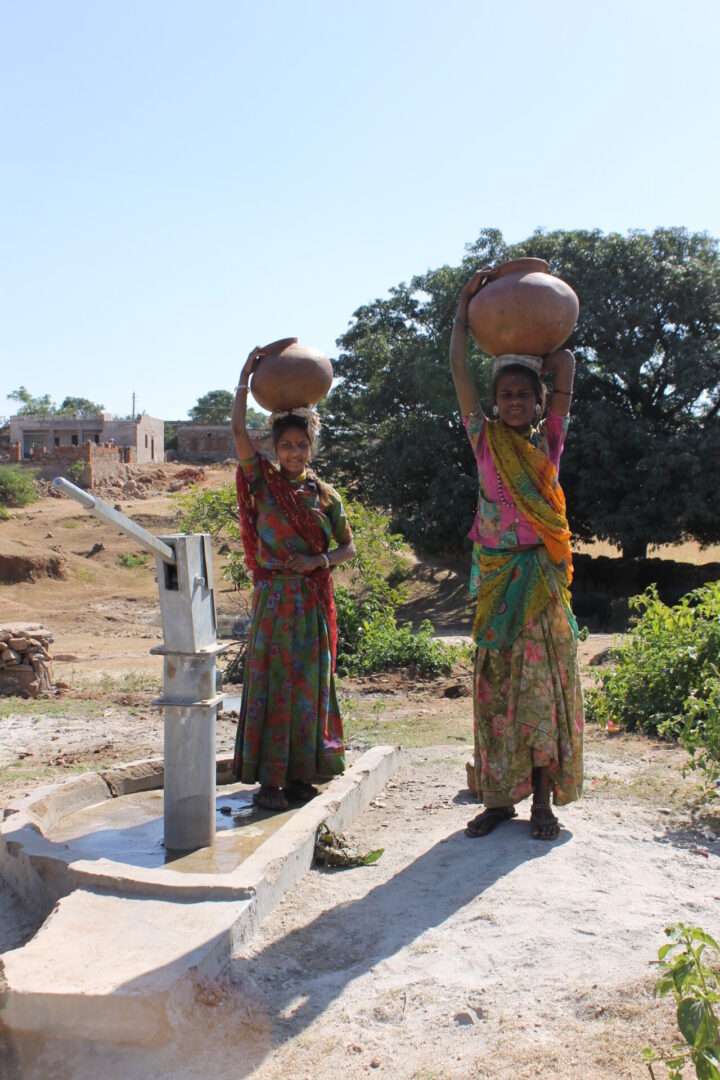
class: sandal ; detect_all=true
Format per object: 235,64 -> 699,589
284,780 -> 319,803
252,785 -> 289,811
466,806 -> 516,837
530,801 -> 560,840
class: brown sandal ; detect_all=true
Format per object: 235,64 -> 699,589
253,785 -> 289,811
284,780 -> 319,803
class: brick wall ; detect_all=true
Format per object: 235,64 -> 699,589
175,424 -> 269,462
8,442 -> 133,488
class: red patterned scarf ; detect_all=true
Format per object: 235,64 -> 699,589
236,457 -> 338,671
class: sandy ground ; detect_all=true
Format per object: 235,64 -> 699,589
1,482 -> 720,1077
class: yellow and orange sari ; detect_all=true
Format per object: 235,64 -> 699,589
471,420 -> 584,808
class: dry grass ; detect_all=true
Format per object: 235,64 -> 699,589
574,539 -> 720,564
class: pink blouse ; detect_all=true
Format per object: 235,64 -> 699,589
463,411 -> 569,549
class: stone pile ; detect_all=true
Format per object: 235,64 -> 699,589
0,623 -> 54,698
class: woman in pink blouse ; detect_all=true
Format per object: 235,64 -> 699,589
450,269 -> 584,840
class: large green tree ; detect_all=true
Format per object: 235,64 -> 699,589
189,390 -> 266,427
320,228 -> 720,558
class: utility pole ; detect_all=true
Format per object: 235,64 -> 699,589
132,392 -> 136,419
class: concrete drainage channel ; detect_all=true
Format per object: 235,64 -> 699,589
0,745 -> 399,1049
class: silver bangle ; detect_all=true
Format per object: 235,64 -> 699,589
235,383 -> 249,392
322,553 -> 330,569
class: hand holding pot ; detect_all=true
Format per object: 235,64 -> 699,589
456,267 -> 494,323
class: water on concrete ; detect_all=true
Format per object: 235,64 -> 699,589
47,784 -> 301,875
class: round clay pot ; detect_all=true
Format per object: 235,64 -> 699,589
467,258 -> 579,357
250,338 -> 333,411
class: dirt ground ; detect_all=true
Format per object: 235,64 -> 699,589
1,475 -> 719,1078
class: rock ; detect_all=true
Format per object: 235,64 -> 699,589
589,648 -> 613,666
7,638 -> 29,652
1,649 -> 21,664
0,666 -> 40,698
466,760 -> 478,797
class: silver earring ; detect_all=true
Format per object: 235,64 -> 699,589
492,405 -> 499,416
534,403 -> 541,415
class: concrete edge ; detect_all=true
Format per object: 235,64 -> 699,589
0,747 -> 401,915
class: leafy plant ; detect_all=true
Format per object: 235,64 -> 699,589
683,668 -> 720,801
643,923 -> 720,1079
67,460 -> 86,484
337,608 -> 461,678
0,464 -> 38,507
118,552 -> 149,569
586,584 -> 720,757
173,481 -> 246,586
0,506 -> 8,521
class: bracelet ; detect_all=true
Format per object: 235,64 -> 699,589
454,317 -> 469,329
553,387 -> 573,396
320,553 -> 330,569
235,383 -> 249,392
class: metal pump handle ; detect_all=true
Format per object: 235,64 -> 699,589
53,477 -> 177,566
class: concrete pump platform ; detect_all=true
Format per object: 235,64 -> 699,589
0,745 -> 399,1046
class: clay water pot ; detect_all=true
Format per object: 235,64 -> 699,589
250,337 -> 333,412
467,258 -> 579,357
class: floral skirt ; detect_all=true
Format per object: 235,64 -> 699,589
233,575 -> 345,788
473,591 -> 584,808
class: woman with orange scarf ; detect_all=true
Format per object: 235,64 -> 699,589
450,271 -> 584,840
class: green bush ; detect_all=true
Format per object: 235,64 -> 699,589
0,506 -> 9,522
587,583 -> 720,793
0,465 -> 38,508
67,460 -> 86,484
587,584 -> 720,736
336,587 -> 462,678
118,552 -> 149,570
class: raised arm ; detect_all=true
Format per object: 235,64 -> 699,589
232,346 -> 265,460
542,349 -> 576,418
449,270 -> 491,416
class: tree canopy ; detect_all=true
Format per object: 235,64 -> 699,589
319,227 -> 720,558
6,388 -> 104,417
189,389 -> 266,427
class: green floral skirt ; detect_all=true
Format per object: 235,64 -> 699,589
473,591 -> 584,808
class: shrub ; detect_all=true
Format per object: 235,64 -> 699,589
67,460 -> 86,484
0,506 -> 8,522
336,591 -> 462,678
0,465 -> 38,508
118,552 -> 149,569
587,583 -> 720,795
586,584 -> 720,737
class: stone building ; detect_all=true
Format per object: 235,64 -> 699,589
174,423 -> 269,462
9,413 -> 164,465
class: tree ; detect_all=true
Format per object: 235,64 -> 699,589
188,390 -> 267,427
56,396 -> 104,415
320,227 -> 720,558
7,386 -> 56,416
500,228 -> 720,557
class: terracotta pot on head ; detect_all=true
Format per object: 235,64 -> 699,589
467,258 -> 579,358
250,338 -> 333,412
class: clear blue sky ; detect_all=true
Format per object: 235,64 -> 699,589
1,0 -> 717,421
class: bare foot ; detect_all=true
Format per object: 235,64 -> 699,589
530,801 -> 560,840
